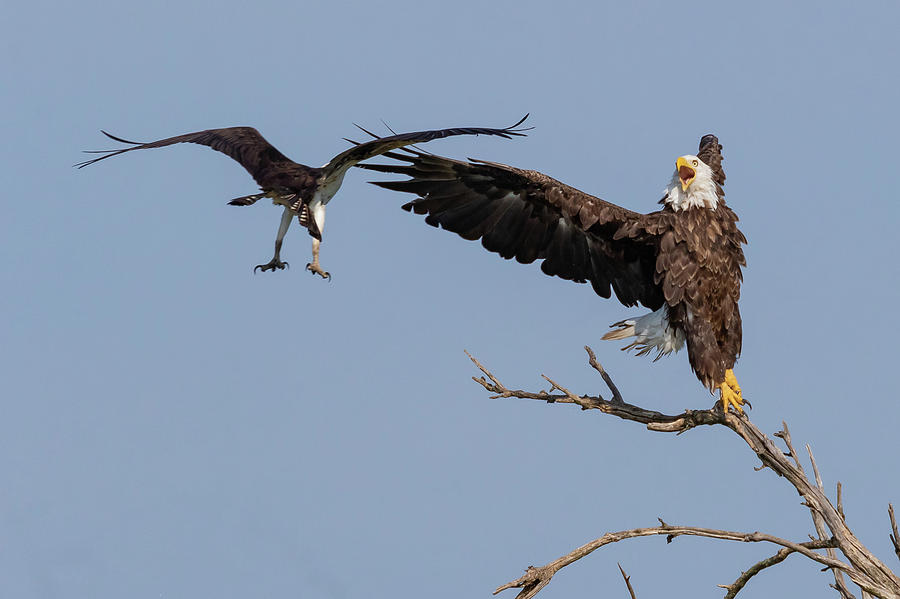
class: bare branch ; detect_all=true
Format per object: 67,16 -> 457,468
834,583 -> 859,599
494,523 -> 852,599
727,423 -> 899,598
618,563 -> 637,599
890,505 -> 900,563
466,349 -> 726,433
469,349 -> 900,599
807,444 -> 825,491
838,483 -> 845,521
721,539 -> 838,599
541,373 -> 594,410
808,444 -> 855,598
774,422 -> 805,473
584,346 -> 623,404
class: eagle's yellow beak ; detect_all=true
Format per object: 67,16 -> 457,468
676,156 -> 695,191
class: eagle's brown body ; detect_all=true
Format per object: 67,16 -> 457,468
362,135 -> 746,398
648,202 -> 746,390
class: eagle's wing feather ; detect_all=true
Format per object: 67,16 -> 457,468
697,134 -> 726,186
362,150 -> 665,309
76,127 -> 297,188
322,115 -> 531,177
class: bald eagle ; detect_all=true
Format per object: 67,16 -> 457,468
361,134 -> 747,412
76,117 -> 529,278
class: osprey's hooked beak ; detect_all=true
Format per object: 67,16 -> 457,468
676,156 -> 696,191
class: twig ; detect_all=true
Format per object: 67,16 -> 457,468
720,539 -> 838,599
890,505 -> 900,563
541,373 -> 594,410
838,483 -> 845,521
585,346 -> 623,404
834,583 -> 859,599
618,563 -> 637,599
774,422 -> 805,473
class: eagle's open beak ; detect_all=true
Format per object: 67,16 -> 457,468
676,157 -> 695,191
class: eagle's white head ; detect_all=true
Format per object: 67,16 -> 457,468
663,155 -> 719,211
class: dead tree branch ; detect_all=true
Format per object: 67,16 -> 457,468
890,505 -> 900,563
618,563 -> 637,599
720,539 -> 837,599
469,347 -> 900,599
493,523 -> 843,599
806,443 -> 855,598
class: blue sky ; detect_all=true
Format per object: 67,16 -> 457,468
2,1 -> 899,597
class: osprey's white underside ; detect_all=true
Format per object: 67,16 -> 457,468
271,169 -> 348,247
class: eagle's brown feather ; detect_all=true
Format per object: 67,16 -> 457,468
362,134 -> 746,393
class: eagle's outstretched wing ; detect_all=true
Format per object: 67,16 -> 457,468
75,127 -> 296,188
360,149 -> 666,309
697,134 -> 725,187
322,115 -> 531,176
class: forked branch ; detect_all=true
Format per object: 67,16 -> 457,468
493,523 -> 841,599
618,563 -> 637,599
468,348 -> 900,599
466,348 -> 724,433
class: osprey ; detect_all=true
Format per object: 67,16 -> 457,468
76,117 -> 529,277
361,135 -> 747,412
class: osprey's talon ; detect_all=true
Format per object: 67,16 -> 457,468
306,262 -> 330,280
253,259 -> 289,273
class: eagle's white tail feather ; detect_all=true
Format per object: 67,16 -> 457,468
601,320 -> 635,341
602,307 -> 685,360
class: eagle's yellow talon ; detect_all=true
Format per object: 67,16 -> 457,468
719,369 -> 744,413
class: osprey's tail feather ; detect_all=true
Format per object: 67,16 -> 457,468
228,193 -> 266,206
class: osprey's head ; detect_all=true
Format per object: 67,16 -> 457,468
665,154 -> 719,211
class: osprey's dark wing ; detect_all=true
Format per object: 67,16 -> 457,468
76,127 -> 297,188
361,149 -> 666,309
323,115 -> 531,175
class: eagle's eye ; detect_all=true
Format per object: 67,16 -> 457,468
691,159 -> 698,167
